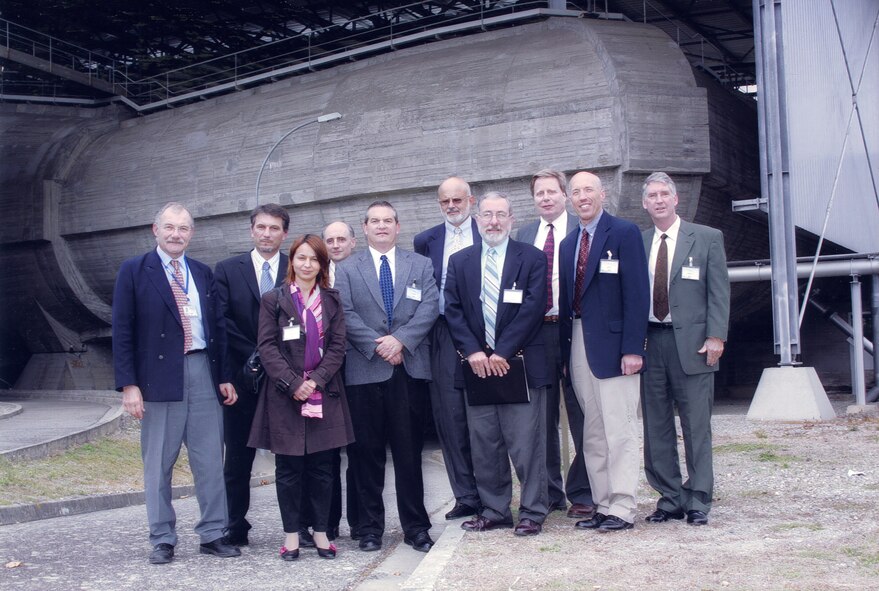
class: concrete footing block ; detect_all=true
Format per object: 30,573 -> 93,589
747,366 -> 836,421
846,403 -> 879,416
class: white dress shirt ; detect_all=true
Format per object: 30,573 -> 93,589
250,248 -> 281,288
440,218 -> 475,313
156,247 -> 206,350
648,215 -> 681,323
531,212 -> 568,316
368,245 -> 396,286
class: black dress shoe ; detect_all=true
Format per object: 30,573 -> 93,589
598,515 -> 634,532
575,513 -> 607,529
567,503 -> 597,519
445,502 -> 478,520
513,518 -> 542,536
645,508 -> 685,523
316,543 -> 337,559
279,546 -> 300,561
403,531 -> 434,552
299,528 -> 316,548
359,533 -> 382,552
149,543 -> 174,564
199,538 -> 242,557
223,532 -> 249,546
461,515 -> 514,532
687,510 -> 709,525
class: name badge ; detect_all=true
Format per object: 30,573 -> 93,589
283,323 -> 301,341
503,282 -> 523,304
682,257 -> 700,281
599,251 -> 619,274
182,305 -> 199,318
406,282 -> 422,301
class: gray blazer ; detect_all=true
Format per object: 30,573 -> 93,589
515,212 -> 579,246
334,247 -> 439,386
643,219 -> 730,375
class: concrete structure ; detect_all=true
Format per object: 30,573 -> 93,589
0,17 -> 761,389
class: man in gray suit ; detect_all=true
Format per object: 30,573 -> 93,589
333,201 -> 439,553
515,169 -> 595,520
640,172 -> 730,526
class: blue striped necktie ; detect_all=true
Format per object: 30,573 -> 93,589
483,248 -> 499,349
259,261 -> 273,295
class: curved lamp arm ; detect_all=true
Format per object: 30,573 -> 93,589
255,112 -> 342,206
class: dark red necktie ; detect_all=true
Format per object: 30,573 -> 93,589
573,230 -> 590,315
543,224 -> 554,313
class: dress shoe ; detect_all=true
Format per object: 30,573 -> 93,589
574,513 -> 607,529
461,515 -> 514,532
298,528 -> 316,548
687,510 -> 709,525
222,532 -> 249,546
199,538 -> 242,558
445,502 -> 478,520
513,518 -> 542,536
645,508 -> 685,523
403,531 -> 434,552
316,543 -> 337,559
598,515 -> 634,533
567,503 -> 596,519
358,533 -> 382,552
149,543 -> 174,565
279,546 -> 300,561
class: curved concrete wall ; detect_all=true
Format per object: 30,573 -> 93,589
1,16 -> 761,387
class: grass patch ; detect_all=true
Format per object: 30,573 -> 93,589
754,429 -> 768,439
714,442 -> 776,454
539,543 -> 562,552
841,547 -> 879,570
0,430 -> 192,506
771,522 -> 824,532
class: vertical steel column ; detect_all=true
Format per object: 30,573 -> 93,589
753,0 -> 800,365
851,274 -> 866,405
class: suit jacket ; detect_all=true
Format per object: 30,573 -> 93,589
559,212 -> 649,380
413,217 -> 481,286
248,285 -> 354,456
643,220 -> 730,375
333,247 -> 439,386
112,249 -> 227,402
444,239 -> 549,388
214,251 -> 288,401
514,212 -> 579,247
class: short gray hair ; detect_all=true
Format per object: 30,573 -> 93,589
477,191 -> 513,216
154,202 -> 193,227
641,172 -> 677,199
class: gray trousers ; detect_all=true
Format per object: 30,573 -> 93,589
141,352 -> 228,546
642,326 -> 715,513
467,386 -> 548,524
428,318 -> 479,508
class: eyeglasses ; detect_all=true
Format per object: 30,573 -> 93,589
478,212 -> 510,221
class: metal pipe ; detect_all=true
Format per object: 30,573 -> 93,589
807,297 -> 874,356
728,258 -> 879,283
869,275 -> 879,403
851,275 -> 866,405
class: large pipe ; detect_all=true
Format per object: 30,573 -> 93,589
728,258 -> 879,283
851,274 -> 867,405
807,297 -> 874,356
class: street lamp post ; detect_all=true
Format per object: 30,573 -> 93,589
255,112 -> 342,206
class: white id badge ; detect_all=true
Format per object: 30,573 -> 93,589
503,288 -> 523,304
283,324 -> 301,341
406,285 -> 422,301
682,266 -> 701,281
182,305 -> 199,317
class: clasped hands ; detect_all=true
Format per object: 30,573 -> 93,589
467,351 -> 509,379
374,335 -> 404,365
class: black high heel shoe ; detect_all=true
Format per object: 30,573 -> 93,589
279,546 -> 300,561
316,543 -> 337,559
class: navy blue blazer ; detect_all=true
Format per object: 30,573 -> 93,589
214,251 -> 288,396
413,217 -> 481,286
559,212 -> 649,380
444,238 -> 549,388
113,249 -> 227,402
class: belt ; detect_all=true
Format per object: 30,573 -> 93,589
648,322 -> 674,330
573,314 -> 582,320
544,315 -> 559,324
185,348 -> 207,355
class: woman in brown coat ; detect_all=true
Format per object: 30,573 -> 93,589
248,234 -> 354,561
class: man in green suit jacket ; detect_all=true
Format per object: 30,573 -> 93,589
640,172 -> 730,526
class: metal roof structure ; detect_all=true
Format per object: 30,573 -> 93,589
0,0 -> 756,110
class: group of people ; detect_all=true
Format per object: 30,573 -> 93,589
112,168 -> 729,565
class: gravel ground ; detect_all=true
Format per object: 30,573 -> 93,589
433,400 -> 879,591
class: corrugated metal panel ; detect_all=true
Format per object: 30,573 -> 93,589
783,0 -> 879,253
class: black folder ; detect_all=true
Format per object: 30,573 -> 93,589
461,355 -> 530,406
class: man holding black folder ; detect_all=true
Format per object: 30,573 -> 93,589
444,192 -> 550,537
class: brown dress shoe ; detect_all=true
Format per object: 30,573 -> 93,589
461,515 -> 514,532
567,503 -> 596,519
513,518 -> 542,536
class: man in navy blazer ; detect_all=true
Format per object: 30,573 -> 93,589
445,192 -> 550,537
214,203 -> 289,546
515,169 -> 594,520
113,202 -> 240,564
413,176 -> 481,521
333,200 -> 439,553
559,172 -> 649,533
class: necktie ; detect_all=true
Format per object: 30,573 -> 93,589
170,259 -> 193,353
450,226 -> 464,255
259,261 -> 273,296
543,224 -> 554,313
379,255 -> 394,328
653,234 -> 669,321
573,230 -> 590,315
483,248 -> 499,349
